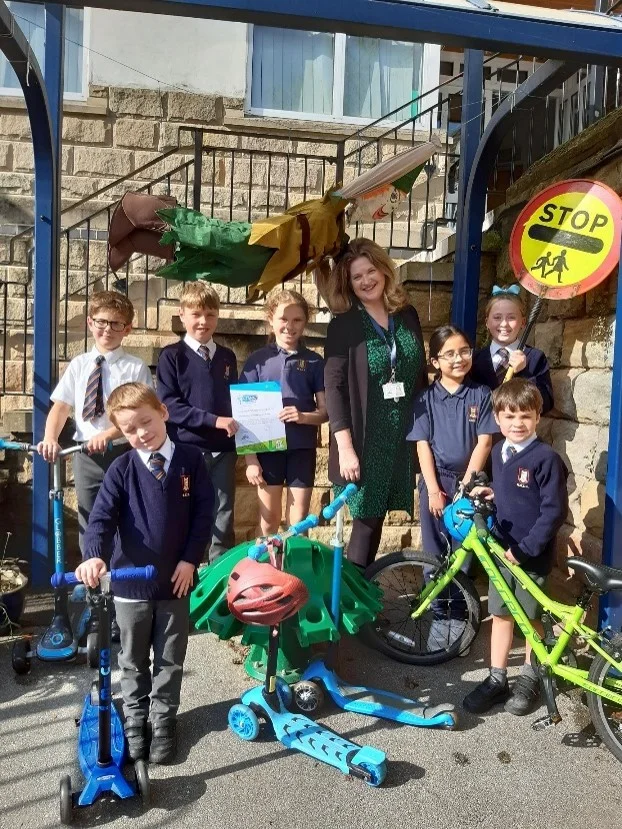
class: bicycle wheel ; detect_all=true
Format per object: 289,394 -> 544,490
586,637 -> 622,764
361,549 -> 481,665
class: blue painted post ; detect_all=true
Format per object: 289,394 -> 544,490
452,49 -> 484,339
600,255 -> 622,631
31,5 -> 64,586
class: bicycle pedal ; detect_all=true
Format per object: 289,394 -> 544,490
532,714 -> 561,731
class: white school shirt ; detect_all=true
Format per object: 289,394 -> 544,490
490,340 -> 520,371
116,438 -> 174,603
51,346 -> 153,441
501,433 -> 538,463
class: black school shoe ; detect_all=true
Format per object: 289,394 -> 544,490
124,718 -> 149,761
463,674 -> 510,714
149,720 -> 177,764
504,673 -> 540,716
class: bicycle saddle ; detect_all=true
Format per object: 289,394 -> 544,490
567,558 -> 622,593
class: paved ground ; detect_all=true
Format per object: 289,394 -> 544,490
2,592 -> 622,829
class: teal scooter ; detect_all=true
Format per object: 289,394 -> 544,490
293,485 -> 458,729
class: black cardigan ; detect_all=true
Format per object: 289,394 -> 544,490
324,304 -> 427,485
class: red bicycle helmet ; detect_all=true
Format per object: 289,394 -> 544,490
227,558 -> 309,626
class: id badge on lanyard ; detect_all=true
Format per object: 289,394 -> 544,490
369,314 -> 405,402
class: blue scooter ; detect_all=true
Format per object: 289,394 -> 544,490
53,566 -> 155,824
228,516 -> 388,786
294,485 -> 457,729
0,440 -> 99,673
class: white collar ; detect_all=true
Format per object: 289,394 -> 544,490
490,340 -> 520,356
136,435 -> 173,466
184,333 -> 216,357
502,434 -> 538,456
90,345 -> 125,365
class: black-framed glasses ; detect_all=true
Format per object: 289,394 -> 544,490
436,347 -> 473,361
91,318 -> 127,332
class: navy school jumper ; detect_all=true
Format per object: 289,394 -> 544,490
156,340 -> 238,452
471,345 -> 554,415
491,439 -> 568,576
82,444 -> 214,600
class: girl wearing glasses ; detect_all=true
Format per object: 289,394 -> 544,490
407,325 -> 498,560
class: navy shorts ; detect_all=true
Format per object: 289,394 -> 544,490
257,448 -> 317,488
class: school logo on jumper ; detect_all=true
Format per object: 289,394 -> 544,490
468,405 -> 478,423
297,360 -> 307,371
181,474 -> 191,498
517,468 -> 530,488
224,364 -> 231,380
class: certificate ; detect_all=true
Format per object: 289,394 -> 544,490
230,382 -> 287,455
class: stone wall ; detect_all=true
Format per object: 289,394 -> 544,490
487,106 -> 622,586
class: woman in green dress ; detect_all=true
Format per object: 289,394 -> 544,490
324,238 -> 427,569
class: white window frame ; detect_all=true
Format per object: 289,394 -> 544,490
245,25 -> 440,130
0,5 -> 90,101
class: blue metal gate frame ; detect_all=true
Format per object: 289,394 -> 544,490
2,0 -> 622,628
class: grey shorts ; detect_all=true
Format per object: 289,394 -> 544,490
488,564 -> 546,620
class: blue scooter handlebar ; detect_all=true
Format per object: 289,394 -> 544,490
0,439 -> 116,456
248,514 -> 320,559
51,565 -> 157,588
322,483 -> 358,520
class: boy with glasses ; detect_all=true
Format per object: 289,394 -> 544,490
37,291 -> 153,579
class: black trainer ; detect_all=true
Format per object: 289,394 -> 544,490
463,673 -> 510,714
505,673 -> 540,716
124,718 -> 148,761
149,721 -> 177,764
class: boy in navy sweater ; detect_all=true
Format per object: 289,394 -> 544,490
157,283 -> 238,561
463,379 -> 568,717
76,382 -> 213,764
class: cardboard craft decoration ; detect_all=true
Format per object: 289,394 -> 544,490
108,192 -> 177,272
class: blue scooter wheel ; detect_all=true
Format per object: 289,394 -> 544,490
228,704 -> 260,741
357,761 -> 387,787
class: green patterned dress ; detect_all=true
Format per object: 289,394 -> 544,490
335,308 -> 423,518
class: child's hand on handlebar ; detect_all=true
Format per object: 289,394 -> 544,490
469,485 -> 494,500
86,434 -> 110,455
75,558 -> 107,589
37,438 -> 61,462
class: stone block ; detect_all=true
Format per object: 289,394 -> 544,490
550,368 -> 583,420
62,146 -> 73,175
560,316 -> 614,369
0,141 -> 11,169
109,87 -> 163,118
572,369 -> 612,425
73,148 -> 134,178
542,295 -> 586,321
114,118 -> 158,150
62,117 -> 108,145
555,523 -> 602,568
61,176 -> 101,200
0,114 -> 31,140
158,122 -> 197,152
593,426 -> 609,484
405,286 -> 452,328
586,274 -> 618,315
0,173 -> 33,194
3,408 -> 32,434
566,473 -> 585,529
167,93 -> 224,124
551,420 -> 599,478
536,416 -> 554,444
315,448 -> 329,487
580,478 -> 605,539
534,319 -> 564,368
234,486 -> 260,525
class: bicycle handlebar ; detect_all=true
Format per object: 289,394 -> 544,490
322,483 -> 358,520
0,439 -> 117,457
51,565 -> 157,588
248,514 -> 321,560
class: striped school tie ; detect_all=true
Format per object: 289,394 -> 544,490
198,344 -> 211,367
495,347 -> 510,383
148,452 -> 166,481
505,446 -> 518,463
82,355 -> 106,422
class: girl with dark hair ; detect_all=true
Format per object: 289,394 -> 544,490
407,325 -> 498,560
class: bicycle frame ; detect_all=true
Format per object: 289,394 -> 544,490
410,525 -> 622,707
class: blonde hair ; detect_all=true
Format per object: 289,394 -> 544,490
88,290 -> 134,325
107,382 -> 162,427
180,282 -> 220,311
264,289 -> 309,344
485,290 -> 526,319
327,238 -> 409,315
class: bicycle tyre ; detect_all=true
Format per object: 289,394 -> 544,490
586,637 -> 622,764
360,549 -> 481,665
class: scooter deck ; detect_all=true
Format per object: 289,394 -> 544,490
77,691 -> 127,779
302,659 -> 456,728
241,684 -> 386,781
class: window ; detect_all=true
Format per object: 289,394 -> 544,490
0,3 -> 87,99
249,27 -> 438,124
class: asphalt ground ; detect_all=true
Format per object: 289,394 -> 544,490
2,592 -> 622,829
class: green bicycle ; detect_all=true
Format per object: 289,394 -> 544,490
362,483 -> 622,762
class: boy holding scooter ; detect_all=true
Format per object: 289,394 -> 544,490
75,382 -> 214,764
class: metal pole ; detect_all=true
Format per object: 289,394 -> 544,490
587,1 -> 608,125
30,5 -> 63,586
452,49 -> 484,338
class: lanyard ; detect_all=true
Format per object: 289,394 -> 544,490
368,314 -> 397,376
